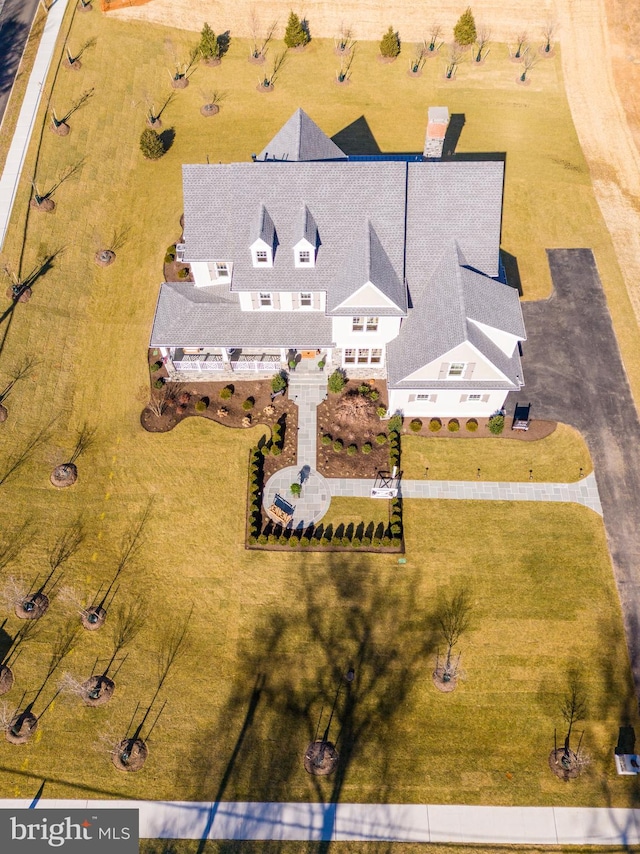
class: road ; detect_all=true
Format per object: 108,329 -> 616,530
0,0 -> 41,126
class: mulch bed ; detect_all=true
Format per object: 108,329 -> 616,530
63,59 -> 82,71
200,103 -> 220,117
141,377 -> 298,468
112,738 -> 147,772
256,84 -> 274,93
316,381 -> 390,478
95,249 -> 116,267
51,463 -> 77,488
170,77 -> 189,89
163,258 -> 192,282
50,122 -> 70,136
432,667 -> 458,692
82,606 -> 106,630
30,198 -> 55,212
6,712 -> 37,744
304,741 -> 338,775
15,592 -> 49,620
402,417 -> 556,442
548,748 -> 582,780
82,675 -> 115,706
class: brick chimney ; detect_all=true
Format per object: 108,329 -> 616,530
423,107 -> 450,159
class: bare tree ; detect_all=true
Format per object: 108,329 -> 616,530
147,385 -> 169,418
64,37 -> 97,67
444,44 -> 465,80
409,44 -> 426,74
95,225 -> 131,266
155,607 -> 191,693
199,88 -> 227,116
169,46 -> 200,86
260,51 -> 287,89
336,49 -> 356,83
425,23 -> 443,55
51,88 -> 94,132
519,52 -> 540,83
31,159 -> 85,208
560,672 -> 587,759
143,91 -> 175,128
436,589 -> 472,682
473,26 -> 491,63
48,517 -> 84,573
51,422 -> 96,487
541,19 -> 557,55
510,31 -> 529,60
335,23 -> 356,54
249,8 -> 277,61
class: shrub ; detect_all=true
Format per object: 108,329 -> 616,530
362,536 -> 371,546
390,514 -> 402,526
242,398 -> 255,411
390,523 -> 402,535
290,482 -> 302,496
488,414 -> 505,435
165,245 -> 176,262
429,418 -> 442,433
382,536 -> 391,546
410,418 -> 422,432
466,418 -> 479,432
453,7 -> 477,45
347,444 -> 357,456
448,419 -> 460,432
248,535 -> 257,545
177,267 -> 190,279
388,414 -> 403,432
299,538 -> 310,548
288,359 -> 297,371
361,442 -> 372,454
271,446 -> 282,456
260,445 -> 270,456
199,22 -> 220,60
139,128 -> 165,160
149,361 -> 162,372
358,384 -> 371,396
351,537 -> 362,547
284,11 -> 310,48
153,378 -> 164,389
288,536 -> 300,547
333,439 -> 343,452
392,537 -> 402,548
279,535 -> 288,546
320,536 -> 330,546
321,434 -> 332,446
376,433 -> 388,445
317,359 -> 326,369
372,537 -> 381,547
377,405 -> 387,418
271,372 -> 287,393
341,537 -> 350,547
257,534 -> 268,545
219,386 -> 233,400
194,400 -> 206,413
178,391 -> 191,405
268,534 -> 277,545
328,369 -> 347,394
380,25 -> 401,58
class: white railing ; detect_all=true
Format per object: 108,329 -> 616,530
173,360 -> 224,372
231,361 -> 281,372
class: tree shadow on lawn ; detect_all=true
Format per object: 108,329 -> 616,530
178,555 -> 439,851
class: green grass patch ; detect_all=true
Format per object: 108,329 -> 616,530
0,13 -> 635,810
402,423 -> 593,482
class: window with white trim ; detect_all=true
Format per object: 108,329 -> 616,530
448,362 -> 465,377
298,250 -> 311,264
300,292 -> 312,307
366,316 -> 379,332
352,317 -> 364,332
256,250 -> 268,263
416,394 -> 432,401
468,394 -> 482,401
343,348 -> 382,366
259,292 -> 272,307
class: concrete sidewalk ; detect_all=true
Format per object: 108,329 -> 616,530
0,0 -> 69,250
1,799 -> 639,844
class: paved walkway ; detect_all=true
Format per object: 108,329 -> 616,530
287,366 -> 327,469
1,799 -> 639,844
330,472 -> 602,515
0,0 -> 68,250
263,464 -> 331,528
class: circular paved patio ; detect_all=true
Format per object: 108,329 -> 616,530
263,466 -> 331,529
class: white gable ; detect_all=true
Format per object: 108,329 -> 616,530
334,281 -> 401,311
293,236 -> 316,268
467,318 -> 522,357
401,341 -> 510,384
250,237 -> 273,268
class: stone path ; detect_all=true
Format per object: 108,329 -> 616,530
2,798 -> 639,844
0,0 -> 69,250
287,367 -> 327,469
330,472 -> 603,515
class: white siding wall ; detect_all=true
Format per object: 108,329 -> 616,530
191,262 -> 212,288
404,341 -> 507,382
238,292 -> 253,310
388,388 -> 508,418
331,315 -> 401,349
239,292 -> 326,312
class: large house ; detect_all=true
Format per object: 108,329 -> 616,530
150,109 -> 526,417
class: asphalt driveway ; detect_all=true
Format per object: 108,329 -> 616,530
506,249 -> 640,694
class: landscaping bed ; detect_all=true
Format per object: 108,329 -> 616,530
401,415 -> 557,441
316,380 -> 390,477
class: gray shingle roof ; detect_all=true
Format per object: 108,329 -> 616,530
256,205 -> 276,248
386,241 -> 524,388
182,161 -> 408,315
150,282 -> 334,348
256,108 -> 347,162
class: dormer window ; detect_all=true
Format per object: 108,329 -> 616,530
251,205 -> 276,267
299,250 -> 311,264
256,251 -> 268,264
259,292 -> 272,307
